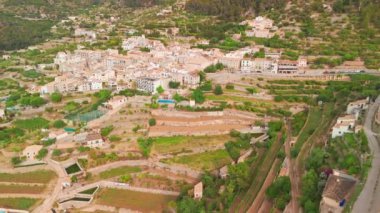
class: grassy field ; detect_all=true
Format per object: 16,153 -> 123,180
152,135 -> 232,155
161,149 -> 232,171
0,184 -> 46,194
99,166 -> 141,179
0,170 -> 56,183
96,188 -> 176,212
0,197 -> 39,210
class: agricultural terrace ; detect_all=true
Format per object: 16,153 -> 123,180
95,188 -> 177,212
161,149 -> 232,171
98,166 -> 142,179
151,135 -> 232,155
0,198 -> 40,210
0,170 -> 56,183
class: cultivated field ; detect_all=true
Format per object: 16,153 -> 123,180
161,149 -> 233,171
151,135 -> 232,155
95,188 -> 177,212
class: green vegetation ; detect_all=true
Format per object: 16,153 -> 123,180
203,63 -> 224,73
148,118 -> 156,126
53,120 -> 66,128
0,170 -> 55,183
79,187 -> 98,195
36,148 -> 48,160
0,197 -> 39,210
0,13 -> 53,50
100,125 -> 114,137
192,88 -> 205,103
266,176 -> 291,210
0,127 -> 25,147
291,110 -> 309,137
0,184 -> 46,194
213,84 -> 223,95
137,138 -> 154,157
162,149 -> 232,171
291,107 -> 323,158
99,166 -> 141,179
65,163 -> 81,174
169,81 -> 180,89
152,135 -> 231,155
13,117 -> 49,131
50,92 -> 62,103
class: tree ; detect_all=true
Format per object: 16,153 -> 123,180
53,120 -> 66,128
169,81 -> 180,89
71,175 -> 78,183
199,71 -> 206,82
156,85 -> 164,94
36,148 -> 48,160
192,89 -> 205,103
30,96 -> 46,107
101,125 -> 114,136
50,92 -> 62,103
149,118 -> 156,126
214,84 -> 223,95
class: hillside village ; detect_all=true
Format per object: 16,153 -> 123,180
0,1 -> 379,213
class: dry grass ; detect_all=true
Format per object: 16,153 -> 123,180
95,188 -> 176,212
0,184 -> 46,194
0,170 -> 56,184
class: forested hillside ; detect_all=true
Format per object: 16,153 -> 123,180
185,0 -> 380,28
185,0 -> 286,20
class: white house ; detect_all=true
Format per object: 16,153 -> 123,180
332,121 -> 353,138
48,129 -> 69,141
22,145 -> 43,160
104,96 -> 128,110
74,28 -> 97,40
136,77 -> 162,94
346,99 -> 369,114
194,182 -> 203,199
0,108 -> 5,119
83,132 -> 105,148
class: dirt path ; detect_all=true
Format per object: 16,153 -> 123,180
247,158 -> 281,213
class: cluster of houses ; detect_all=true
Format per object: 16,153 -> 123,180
319,98 -> 371,212
39,36 -> 224,95
218,48 -> 307,74
332,98 -> 369,138
240,16 -> 281,39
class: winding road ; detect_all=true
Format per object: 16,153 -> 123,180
352,96 -> 380,213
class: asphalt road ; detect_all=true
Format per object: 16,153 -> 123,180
352,96 -> 380,213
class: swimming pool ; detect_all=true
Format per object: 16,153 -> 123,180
158,99 -> 175,104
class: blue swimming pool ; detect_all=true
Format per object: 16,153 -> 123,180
158,99 -> 175,104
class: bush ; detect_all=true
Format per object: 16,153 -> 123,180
50,92 -> 62,103
101,125 -> 114,136
53,120 -> 66,128
36,148 -> 48,160
226,83 -> 234,89
137,138 -> 154,157
148,118 -> 156,126
214,84 -> 223,95
169,81 -> 180,89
